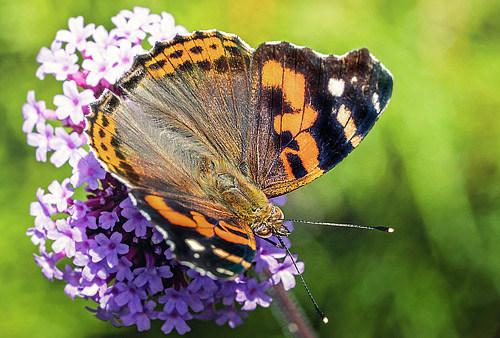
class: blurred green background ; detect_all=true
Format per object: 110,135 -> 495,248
2,0 -> 500,337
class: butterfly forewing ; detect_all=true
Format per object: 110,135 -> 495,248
248,43 -> 393,197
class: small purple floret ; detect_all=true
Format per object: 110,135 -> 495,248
235,278 -> 272,311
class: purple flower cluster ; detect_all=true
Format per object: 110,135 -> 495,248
24,7 -> 305,334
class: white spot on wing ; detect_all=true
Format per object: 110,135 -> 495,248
216,267 -> 233,276
185,239 -> 205,252
328,78 -> 345,97
265,40 -> 283,45
372,92 -> 380,112
139,210 -> 151,221
155,226 -> 168,239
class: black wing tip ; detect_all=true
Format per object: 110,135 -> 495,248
345,47 -> 394,112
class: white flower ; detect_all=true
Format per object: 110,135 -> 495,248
53,81 -> 95,124
108,40 -> 145,75
36,40 -> 62,80
55,16 -> 95,52
119,6 -> 161,30
49,127 -> 85,168
82,47 -> 122,86
111,12 -> 147,42
145,12 -> 189,46
45,178 -> 74,212
85,25 -> 119,56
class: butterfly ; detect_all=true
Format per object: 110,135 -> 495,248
86,30 -> 393,279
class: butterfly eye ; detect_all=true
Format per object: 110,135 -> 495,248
254,224 -> 272,238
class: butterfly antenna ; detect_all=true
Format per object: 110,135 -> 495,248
260,236 -> 282,248
275,235 -> 328,324
286,219 -> 394,233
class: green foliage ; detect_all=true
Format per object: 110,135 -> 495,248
1,0 -> 500,336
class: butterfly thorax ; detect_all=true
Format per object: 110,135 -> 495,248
199,158 -> 289,238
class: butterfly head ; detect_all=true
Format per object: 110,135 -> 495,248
252,204 -> 289,238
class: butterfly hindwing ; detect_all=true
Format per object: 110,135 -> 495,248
248,42 -> 393,197
131,189 -> 256,279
